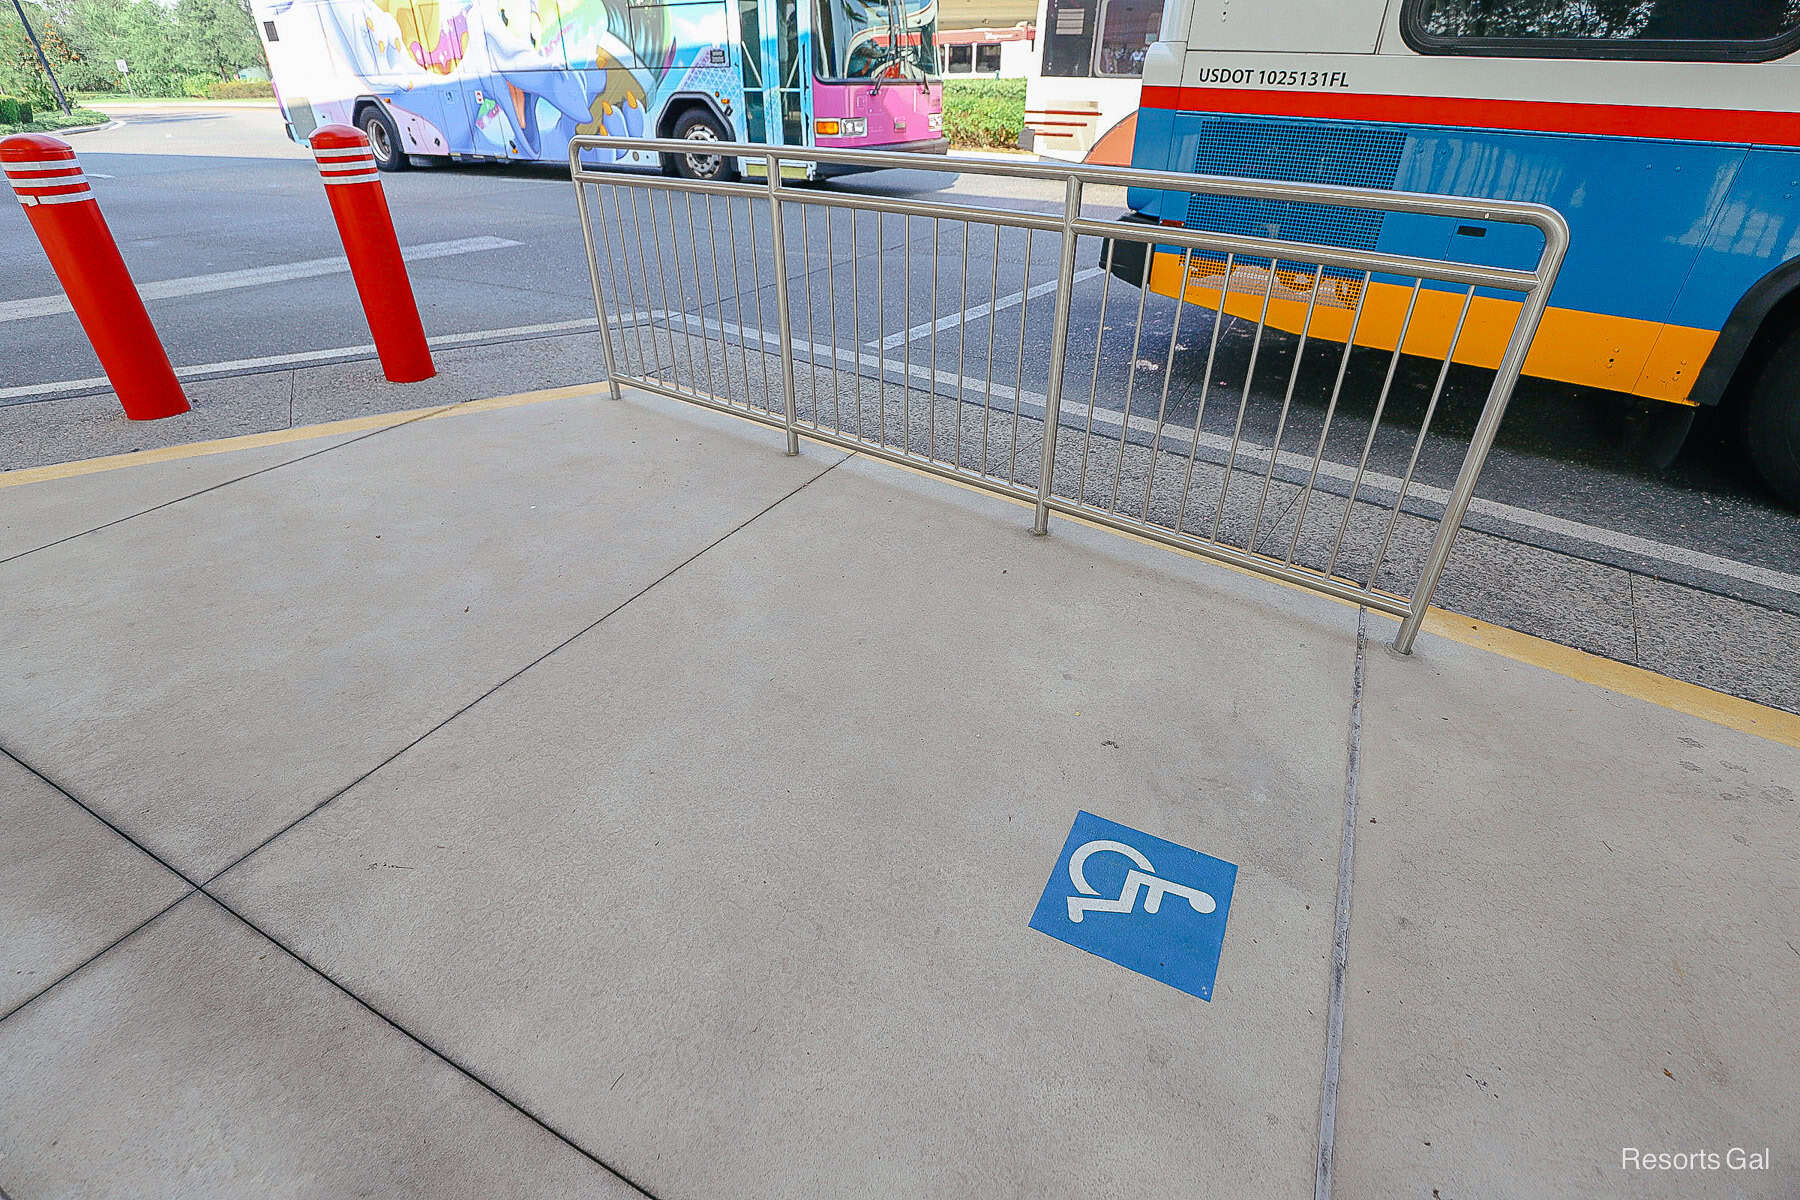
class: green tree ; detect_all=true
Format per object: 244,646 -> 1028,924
175,0 -> 263,80
2,1 -> 84,105
28,0 -> 267,96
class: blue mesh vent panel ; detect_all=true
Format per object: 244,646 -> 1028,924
1182,119 -> 1407,255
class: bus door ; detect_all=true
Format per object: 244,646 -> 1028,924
737,0 -> 806,147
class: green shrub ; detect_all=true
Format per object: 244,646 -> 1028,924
0,106 -> 109,134
941,78 -> 1026,150
205,78 -> 275,99
0,98 -> 20,125
181,74 -> 217,99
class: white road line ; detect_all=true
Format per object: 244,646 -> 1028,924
0,235 -> 522,324
0,317 -> 596,402
624,308 -> 1800,599
1058,397 -> 1800,598
869,267 -> 1105,350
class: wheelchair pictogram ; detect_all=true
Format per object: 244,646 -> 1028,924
1065,839 -> 1217,923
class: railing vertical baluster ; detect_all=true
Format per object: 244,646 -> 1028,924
704,193 -> 736,405
1248,262 -> 1326,548
1328,279 -> 1423,582
851,208 -> 865,441
1010,229 -> 1033,485
902,214 -> 913,456
1175,251 -> 1235,535
825,205 -> 843,432
1033,177 -> 1083,536
573,178 -> 623,401
1108,240 -> 1153,512
1078,242 -> 1113,504
982,224 -> 1001,477
1208,263 -> 1280,542
1139,246 -> 1195,525
765,154 -> 800,455
745,196 -> 774,409
955,221 -> 970,472
681,191 -> 716,399
799,193 -> 819,427
1396,231 -> 1567,652
724,197 -> 755,409
1286,269 -> 1372,563
1369,286 -> 1474,592
609,186 -> 648,376
928,217 -> 940,463
660,191 -> 702,395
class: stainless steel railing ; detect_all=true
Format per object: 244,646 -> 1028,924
568,136 -> 1569,652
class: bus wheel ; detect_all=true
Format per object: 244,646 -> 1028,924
1743,327 -> 1800,508
359,105 -> 409,172
666,110 -> 733,182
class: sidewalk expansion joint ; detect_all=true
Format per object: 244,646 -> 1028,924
0,751 -> 665,1197
1314,605 -> 1367,1200
202,446 -> 852,888
0,743 -> 210,1026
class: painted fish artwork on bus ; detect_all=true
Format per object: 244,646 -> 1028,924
254,0 -> 739,166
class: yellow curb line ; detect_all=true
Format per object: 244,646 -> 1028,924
3,379 -> 1794,749
0,382 -> 609,491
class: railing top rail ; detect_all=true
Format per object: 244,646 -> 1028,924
567,135 -> 1572,279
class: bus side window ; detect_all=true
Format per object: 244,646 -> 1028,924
1042,0 -> 1098,76
1094,0 -> 1157,76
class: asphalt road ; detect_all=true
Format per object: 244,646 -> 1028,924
3,102 -> 1797,620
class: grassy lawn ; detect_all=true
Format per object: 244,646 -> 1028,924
943,78 -> 1025,151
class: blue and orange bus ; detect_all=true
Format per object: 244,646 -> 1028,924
255,0 -> 946,180
1115,0 -> 1800,505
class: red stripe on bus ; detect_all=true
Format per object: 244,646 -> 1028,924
1026,109 -> 1101,117
1138,85 -> 1800,148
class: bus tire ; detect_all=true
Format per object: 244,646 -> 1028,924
1743,326 -> 1800,508
358,104 -> 409,172
665,108 -> 734,182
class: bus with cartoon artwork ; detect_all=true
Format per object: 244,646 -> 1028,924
1114,0 -> 1800,506
252,0 -> 947,180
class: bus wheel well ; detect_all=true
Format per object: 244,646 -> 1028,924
1719,288 -> 1800,415
1693,255 -> 1800,411
655,95 -> 730,140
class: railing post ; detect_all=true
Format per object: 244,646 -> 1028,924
1394,230 -> 1566,653
765,153 -> 801,456
1034,175 -> 1083,535
572,171 -> 624,401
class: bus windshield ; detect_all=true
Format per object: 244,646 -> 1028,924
814,0 -> 941,81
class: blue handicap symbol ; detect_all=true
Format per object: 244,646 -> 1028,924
1029,810 -> 1238,1001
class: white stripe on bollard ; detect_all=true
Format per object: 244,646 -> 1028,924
10,172 -> 88,188
17,190 -> 96,207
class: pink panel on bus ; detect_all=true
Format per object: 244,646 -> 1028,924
811,80 -> 943,148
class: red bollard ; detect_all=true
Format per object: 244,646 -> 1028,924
2,134 -> 189,421
308,125 -> 434,383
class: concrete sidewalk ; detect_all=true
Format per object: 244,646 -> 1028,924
1,383 -> 1795,1199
